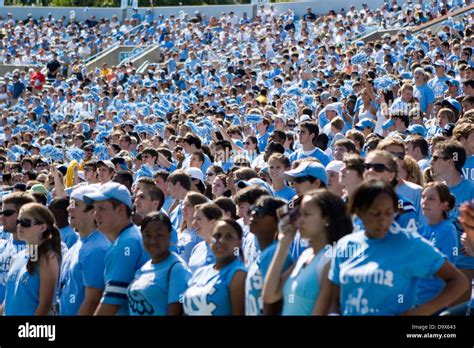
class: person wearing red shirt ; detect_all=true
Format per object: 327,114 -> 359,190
30,66 -> 46,92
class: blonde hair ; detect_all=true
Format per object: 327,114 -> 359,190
402,156 -> 424,186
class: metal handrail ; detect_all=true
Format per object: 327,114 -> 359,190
137,60 -> 149,74
84,22 -> 144,64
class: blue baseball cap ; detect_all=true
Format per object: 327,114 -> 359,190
355,119 -> 375,130
70,185 -> 100,202
406,124 -> 427,137
441,97 -> 461,112
445,79 -> 460,88
83,182 -> 132,209
284,162 -> 328,186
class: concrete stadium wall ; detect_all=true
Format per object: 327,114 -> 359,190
0,0 -> 386,21
0,64 -> 36,76
85,45 -> 138,72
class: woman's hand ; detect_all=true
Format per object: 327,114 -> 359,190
277,213 -> 298,245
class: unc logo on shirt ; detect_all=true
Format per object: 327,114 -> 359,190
183,282 -> 217,315
246,263 -> 263,315
129,290 -> 154,315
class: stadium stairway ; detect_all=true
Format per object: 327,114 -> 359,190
359,3 -> 474,43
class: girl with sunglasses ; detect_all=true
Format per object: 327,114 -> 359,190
264,190 -> 352,315
360,150 -> 418,234
2,203 -> 61,315
246,196 -> 293,315
183,218 -> 247,315
325,180 -> 468,315
128,212 -> 191,316
244,136 -> 260,162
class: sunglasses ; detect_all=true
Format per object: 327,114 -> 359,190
287,124 -> 296,128
294,176 -> 312,184
0,209 -> 17,217
16,218 -> 39,228
364,163 -> 390,173
249,205 -> 272,217
206,172 -> 216,177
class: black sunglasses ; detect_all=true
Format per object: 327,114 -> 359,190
249,205 -> 272,217
16,218 -> 38,228
0,209 -> 17,217
364,163 -> 390,173
294,176 -> 312,184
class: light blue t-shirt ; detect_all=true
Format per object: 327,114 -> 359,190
60,225 -> 79,249
289,147 -> 331,166
462,155 -> 474,181
396,181 -> 427,227
59,231 -> 111,315
448,178 -> 474,269
4,249 -> 42,315
329,229 -> 445,315
177,227 -> 202,264
289,231 -> 310,261
274,186 -> 296,202
428,76 -> 449,98
127,253 -> 191,316
170,202 -> 183,232
162,196 -> 174,214
183,259 -> 247,315
257,131 -> 271,152
241,223 -> 260,267
188,241 -> 215,274
245,241 -> 293,315
0,238 -> 26,303
100,224 -> 150,315
418,159 -> 430,172
413,83 -> 435,114
282,245 -> 331,315
416,220 -> 458,305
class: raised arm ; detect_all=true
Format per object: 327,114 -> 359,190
262,217 -> 296,305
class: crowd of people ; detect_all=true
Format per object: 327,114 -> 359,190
0,1 -> 473,316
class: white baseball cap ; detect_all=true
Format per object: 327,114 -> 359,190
186,167 -> 204,182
